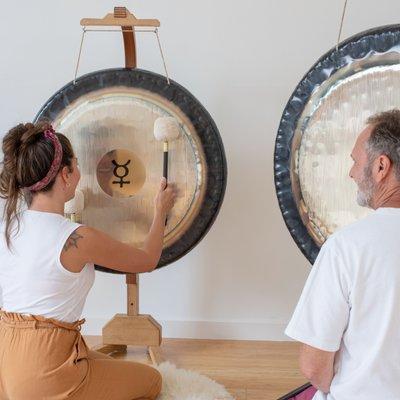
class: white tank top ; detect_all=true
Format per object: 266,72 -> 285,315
0,209 -> 95,322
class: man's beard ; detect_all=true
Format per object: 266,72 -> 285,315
356,164 -> 375,208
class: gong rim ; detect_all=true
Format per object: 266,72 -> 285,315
34,68 -> 227,272
274,24 -> 400,264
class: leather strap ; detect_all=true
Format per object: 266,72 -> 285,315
115,7 -> 137,68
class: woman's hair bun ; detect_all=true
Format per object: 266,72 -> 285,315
2,122 -> 47,160
19,122 -> 50,151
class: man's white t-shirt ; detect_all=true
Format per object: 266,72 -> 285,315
285,207 -> 400,400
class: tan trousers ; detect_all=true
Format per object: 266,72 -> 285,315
0,311 -> 162,400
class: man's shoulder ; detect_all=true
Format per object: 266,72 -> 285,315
324,212 -> 376,248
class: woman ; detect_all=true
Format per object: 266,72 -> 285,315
0,122 -> 177,400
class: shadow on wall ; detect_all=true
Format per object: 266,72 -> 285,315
190,144 -> 310,334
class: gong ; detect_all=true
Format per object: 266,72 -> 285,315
35,68 -> 227,272
275,25 -> 400,263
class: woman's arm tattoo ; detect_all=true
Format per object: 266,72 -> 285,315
63,231 -> 84,252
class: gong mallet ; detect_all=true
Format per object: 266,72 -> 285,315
64,189 -> 85,223
154,117 -> 180,224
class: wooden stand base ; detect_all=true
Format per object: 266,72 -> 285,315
89,283 -> 166,366
90,313 -> 164,364
92,343 -> 165,365
103,313 -> 161,346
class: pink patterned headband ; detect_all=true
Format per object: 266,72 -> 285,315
25,126 -> 63,192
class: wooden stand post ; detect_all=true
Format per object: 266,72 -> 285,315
86,7 -> 164,365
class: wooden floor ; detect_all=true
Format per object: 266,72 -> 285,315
84,336 -> 306,400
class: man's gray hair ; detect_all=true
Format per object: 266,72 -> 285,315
366,109 -> 400,180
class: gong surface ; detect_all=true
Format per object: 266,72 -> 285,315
275,25 -> 400,263
35,68 -> 227,271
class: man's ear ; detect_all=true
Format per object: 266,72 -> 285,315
376,155 -> 391,182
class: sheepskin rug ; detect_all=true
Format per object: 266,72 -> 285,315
156,362 -> 234,400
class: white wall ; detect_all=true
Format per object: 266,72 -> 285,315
1,0 -> 398,339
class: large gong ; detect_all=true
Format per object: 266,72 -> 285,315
275,25 -> 400,263
35,68 -> 227,271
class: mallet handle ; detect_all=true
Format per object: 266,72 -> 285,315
163,141 -> 169,226
163,141 -> 168,181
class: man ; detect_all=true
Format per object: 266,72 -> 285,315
285,109 -> 400,399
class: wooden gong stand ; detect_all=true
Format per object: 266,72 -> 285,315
85,7 -> 164,365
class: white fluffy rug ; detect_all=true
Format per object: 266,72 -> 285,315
156,362 -> 234,400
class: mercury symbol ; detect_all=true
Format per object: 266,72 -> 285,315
112,159 -> 131,188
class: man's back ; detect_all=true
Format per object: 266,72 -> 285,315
286,207 -> 400,400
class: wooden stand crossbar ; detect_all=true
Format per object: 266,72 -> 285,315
80,7 -> 160,28
80,7 -> 160,70
85,7 -> 164,365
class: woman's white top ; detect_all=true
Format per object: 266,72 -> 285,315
0,209 -> 95,322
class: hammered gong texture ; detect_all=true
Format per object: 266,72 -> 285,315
275,25 -> 400,264
35,69 -> 227,271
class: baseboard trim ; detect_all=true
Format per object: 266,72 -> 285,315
82,317 -> 289,341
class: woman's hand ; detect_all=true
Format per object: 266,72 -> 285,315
154,177 -> 177,215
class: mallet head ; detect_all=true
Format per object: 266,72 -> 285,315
154,117 -> 180,142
